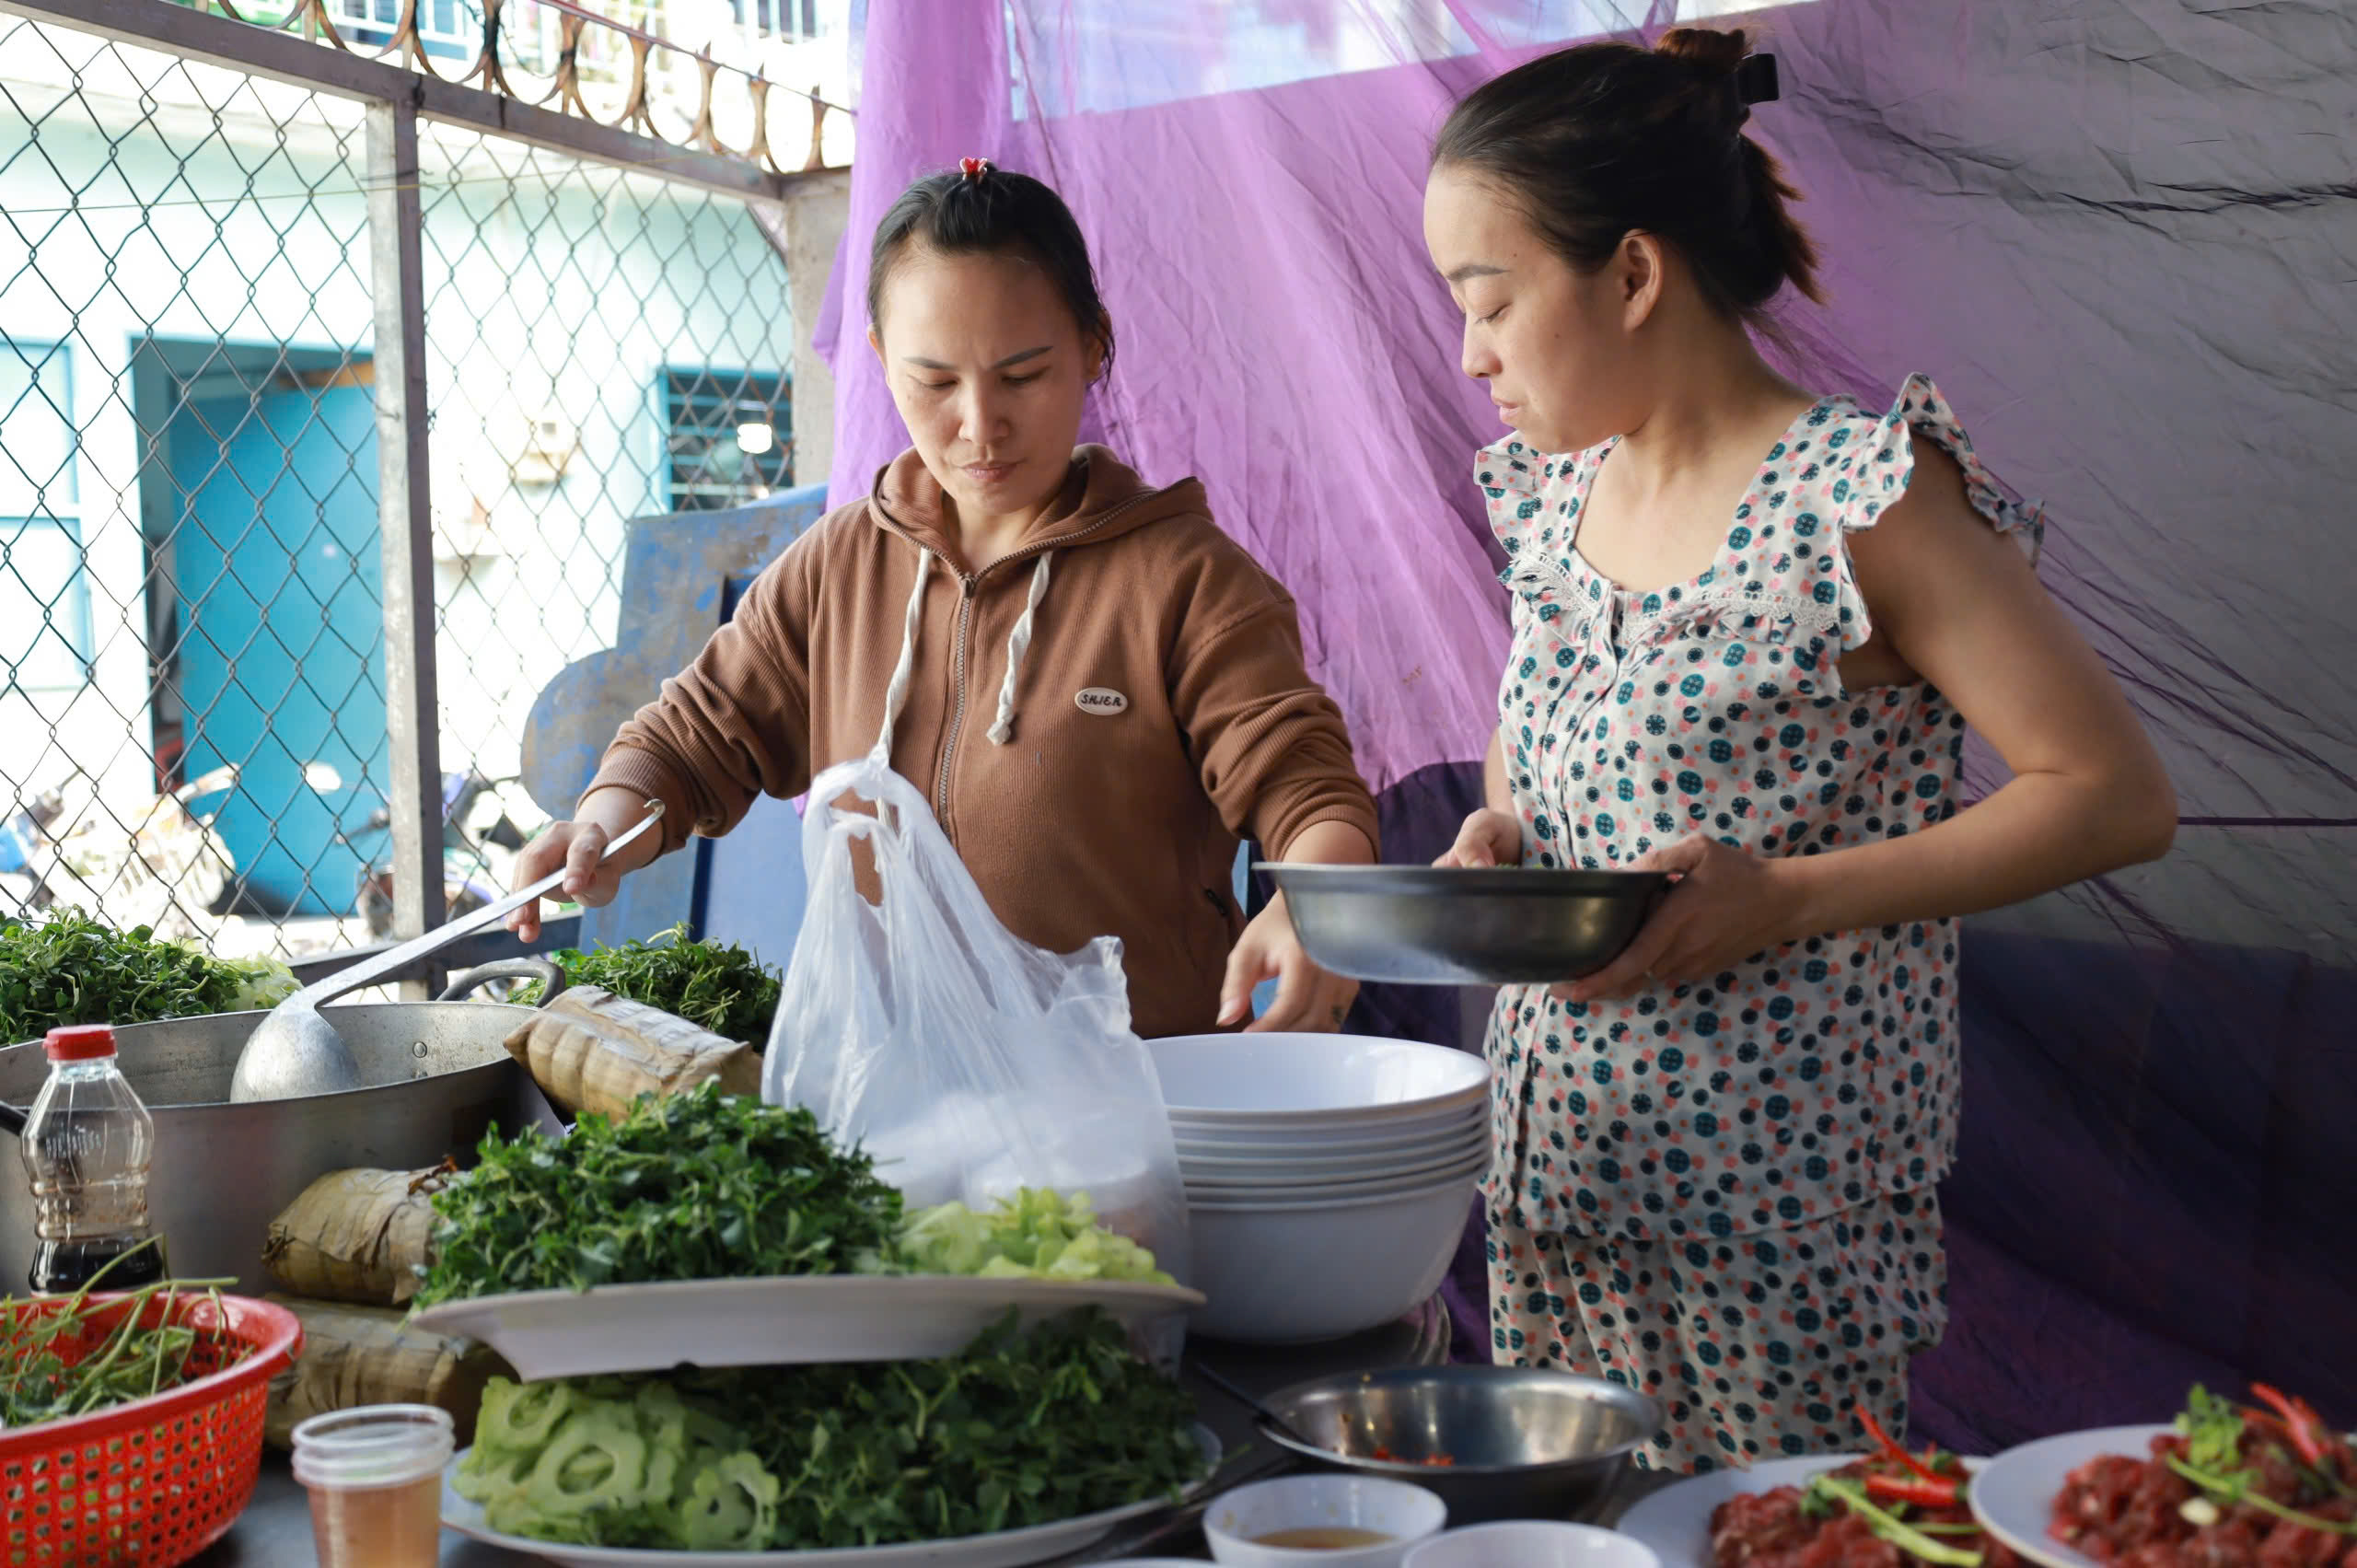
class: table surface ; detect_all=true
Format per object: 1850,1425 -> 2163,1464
198,1309 -> 1674,1565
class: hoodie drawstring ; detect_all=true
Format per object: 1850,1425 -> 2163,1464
871,546 -> 1056,765
987,552 -> 1053,747
871,547 -> 934,766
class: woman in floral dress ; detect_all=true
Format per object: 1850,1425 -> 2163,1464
1422,28 -> 2177,1470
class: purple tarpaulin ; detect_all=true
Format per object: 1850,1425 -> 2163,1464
817,0 -> 2357,1450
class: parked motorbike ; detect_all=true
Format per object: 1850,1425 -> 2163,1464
0,765 -> 241,942
340,769 -> 535,943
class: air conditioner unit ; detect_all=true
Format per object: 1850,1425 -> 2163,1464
510,411 -> 578,486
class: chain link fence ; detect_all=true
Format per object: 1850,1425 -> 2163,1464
0,7 -> 807,965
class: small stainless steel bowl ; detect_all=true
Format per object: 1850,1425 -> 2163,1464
1253,1365 -> 1662,1525
1256,865 -> 1669,986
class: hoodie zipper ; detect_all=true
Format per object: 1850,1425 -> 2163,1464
935,579 -> 977,822
920,486 -> 1167,833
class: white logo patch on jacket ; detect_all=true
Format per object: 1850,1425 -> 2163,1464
1075,687 -> 1129,716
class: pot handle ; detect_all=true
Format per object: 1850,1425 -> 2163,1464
437,958 -> 569,1006
0,1101 -> 22,1137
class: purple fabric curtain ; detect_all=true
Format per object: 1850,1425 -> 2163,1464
815,0 -> 2357,1449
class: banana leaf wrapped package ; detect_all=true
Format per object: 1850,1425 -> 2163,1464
503,986 -> 759,1120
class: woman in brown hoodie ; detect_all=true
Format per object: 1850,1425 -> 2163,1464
508,161 -> 1380,1040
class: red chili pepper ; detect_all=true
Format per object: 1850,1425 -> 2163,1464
2251,1384 -> 2332,1472
1861,1409 -> 1946,1486
1865,1472 -> 1963,1509
2242,1408 -> 2293,1446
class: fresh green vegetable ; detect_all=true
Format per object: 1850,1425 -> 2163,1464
457,1309 -> 1204,1551
414,1082 -> 904,1307
518,923 -> 782,1045
2163,1456 -> 2357,1537
2,1248 -> 243,1426
891,1190 -> 1173,1285
1806,1476 -> 1985,1568
220,953 -> 300,1013
2177,1384 -> 2250,1477
0,908 -> 296,1043
2163,1383 -> 2357,1536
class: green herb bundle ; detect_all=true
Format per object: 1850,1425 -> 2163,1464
414,1082 -> 903,1307
517,924 -> 781,1045
452,1309 -> 1205,1551
0,908 -> 297,1044
2,1260 -> 243,1427
717,1308 -> 1204,1547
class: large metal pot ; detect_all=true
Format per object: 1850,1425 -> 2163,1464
0,961 -> 566,1295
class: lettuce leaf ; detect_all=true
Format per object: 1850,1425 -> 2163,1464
890,1190 -> 1172,1284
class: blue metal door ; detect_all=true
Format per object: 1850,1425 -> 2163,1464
169,382 -> 383,915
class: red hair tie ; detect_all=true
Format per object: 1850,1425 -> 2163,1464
959,157 -> 991,183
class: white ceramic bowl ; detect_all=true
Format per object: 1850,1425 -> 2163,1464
1178,1155 -> 1489,1192
1403,1521 -> 1662,1568
1206,1474 -> 1448,1568
1186,1164 -> 1486,1210
1151,1035 -> 1489,1126
1180,1138 -> 1491,1192
1187,1174 -> 1478,1342
1184,1155 -> 1491,1205
1176,1123 -> 1491,1174
1174,1107 -> 1487,1155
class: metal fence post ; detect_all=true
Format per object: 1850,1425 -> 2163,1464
367,89 -> 447,993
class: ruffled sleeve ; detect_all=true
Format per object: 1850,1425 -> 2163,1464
1476,438 -> 1608,640
1825,374 -> 2044,653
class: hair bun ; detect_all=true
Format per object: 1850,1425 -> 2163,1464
1655,25 -> 1748,75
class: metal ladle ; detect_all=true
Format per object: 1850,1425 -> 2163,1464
227,802 -> 664,1104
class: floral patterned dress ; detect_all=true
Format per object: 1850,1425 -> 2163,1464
1474,377 -> 2040,1470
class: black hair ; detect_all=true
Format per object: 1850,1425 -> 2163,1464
866,164 -> 1115,377
1433,27 -> 1822,319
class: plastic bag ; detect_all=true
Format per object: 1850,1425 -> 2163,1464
763,755 -> 1192,1295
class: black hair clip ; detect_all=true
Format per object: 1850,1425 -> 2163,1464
1735,53 -> 1780,106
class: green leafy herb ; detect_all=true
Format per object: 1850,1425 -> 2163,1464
0,908 -> 297,1044
1807,1476 -> 1984,1568
2177,1385 -> 2248,1477
517,923 -> 782,1045
2163,1455 -> 2357,1537
455,1309 -> 1205,1551
3,1247 -> 244,1426
414,1082 -> 903,1307
2159,1385 -> 2357,1536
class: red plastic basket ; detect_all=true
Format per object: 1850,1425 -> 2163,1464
0,1293 -> 302,1568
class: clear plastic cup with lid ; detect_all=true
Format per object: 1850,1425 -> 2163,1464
291,1403 -> 455,1568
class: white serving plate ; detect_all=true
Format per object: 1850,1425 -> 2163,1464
1969,1425 -> 2171,1568
410,1274 -> 1204,1381
1620,1453 -> 1989,1568
441,1428 -> 1222,1568
1150,1035 -> 1488,1125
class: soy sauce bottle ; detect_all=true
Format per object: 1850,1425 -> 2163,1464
21,1024 -> 164,1294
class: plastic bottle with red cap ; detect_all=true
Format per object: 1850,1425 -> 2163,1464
20,1023 -> 164,1293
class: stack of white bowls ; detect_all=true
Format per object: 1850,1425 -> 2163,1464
1147,1034 -> 1491,1345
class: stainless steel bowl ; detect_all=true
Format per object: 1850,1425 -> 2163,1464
1254,1365 -> 1662,1524
1257,865 -> 1669,985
